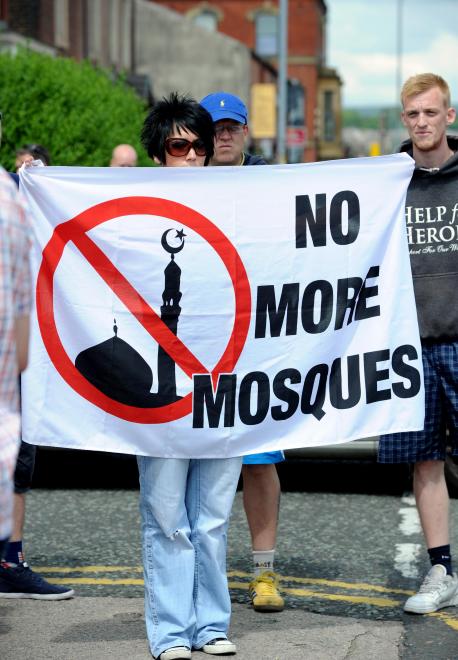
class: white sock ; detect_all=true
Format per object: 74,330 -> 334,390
252,549 -> 275,576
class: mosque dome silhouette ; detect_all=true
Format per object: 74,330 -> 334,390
75,228 -> 186,409
75,321 -> 181,408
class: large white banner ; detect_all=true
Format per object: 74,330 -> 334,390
21,154 -> 423,458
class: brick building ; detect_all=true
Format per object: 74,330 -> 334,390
0,1 -> 272,124
151,0 -> 344,161
0,1 -> 256,110
0,0 -> 343,161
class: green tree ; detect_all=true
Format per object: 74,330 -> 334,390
0,48 -> 152,169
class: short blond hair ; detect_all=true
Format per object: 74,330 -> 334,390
401,73 -> 451,108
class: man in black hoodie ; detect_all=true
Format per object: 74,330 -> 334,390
378,73 -> 458,614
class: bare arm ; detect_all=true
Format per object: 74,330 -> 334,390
14,314 -> 30,373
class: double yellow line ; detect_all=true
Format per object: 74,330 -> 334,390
36,565 -> 458,631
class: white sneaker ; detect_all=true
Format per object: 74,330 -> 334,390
404,565 -> 458,614
159,646 -> 191,660
202,638 -> 236,655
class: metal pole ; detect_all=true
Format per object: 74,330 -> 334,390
277,0 -> 288,163
396,0 -> 403,105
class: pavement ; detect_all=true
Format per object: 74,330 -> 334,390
2,478 -> 458,659
0,486 -> 408,660
0,596 -> 403,660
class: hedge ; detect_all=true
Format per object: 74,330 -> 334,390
0,48 -> 152,169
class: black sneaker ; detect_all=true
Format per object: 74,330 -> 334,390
0,562 -> 75,600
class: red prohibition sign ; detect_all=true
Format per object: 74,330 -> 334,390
36,196 -> 251,423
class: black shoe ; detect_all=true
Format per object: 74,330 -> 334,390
0,562 -> 75,600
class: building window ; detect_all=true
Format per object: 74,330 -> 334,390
87,0 -> 103,62
323,90 -> 336,142
0,0 -> 7,22
109,0 -> 121,65
255,12 -> 277,57
119,0 -> 132,70
54,0 -> 69,50
192,9 -> 218,32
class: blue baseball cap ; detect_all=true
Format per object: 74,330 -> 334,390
200,92 -> 248,124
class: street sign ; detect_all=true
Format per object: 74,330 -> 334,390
251,83 -> 277,139
286,126 -> 307,147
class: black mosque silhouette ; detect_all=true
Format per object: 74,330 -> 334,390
75,228 -> 186,408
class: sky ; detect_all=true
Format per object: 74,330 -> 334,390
326,0 -> 458,108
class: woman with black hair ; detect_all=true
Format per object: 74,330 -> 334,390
138,93 -> 241,660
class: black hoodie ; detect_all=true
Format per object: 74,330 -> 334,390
399,135 -> 458,341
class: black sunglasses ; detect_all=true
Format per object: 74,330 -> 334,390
165,137 -> 207,157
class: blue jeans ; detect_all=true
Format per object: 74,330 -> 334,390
137,456 -> 242,658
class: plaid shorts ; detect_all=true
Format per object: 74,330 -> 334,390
378,340 -> 458,463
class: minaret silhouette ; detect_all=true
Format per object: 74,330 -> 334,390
158,253 -> 182,399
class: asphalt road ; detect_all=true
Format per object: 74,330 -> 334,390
1,454 -> 457,659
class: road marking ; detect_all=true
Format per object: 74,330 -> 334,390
35,565 -> 458,630
38,566 -> 412,595
228,570 -> 413,596
394,543 -> 422,578
430,611 -> 458,631
38,565 -> 143,574
228,581 -> 400,607
398,507 -> 421,536
395,492 -> 422,578
48,575 -> 401,607
51,577 -> 144,586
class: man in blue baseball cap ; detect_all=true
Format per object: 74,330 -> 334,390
200,91 -> 266,166
200,91 -> 285,615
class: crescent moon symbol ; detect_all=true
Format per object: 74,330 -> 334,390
161,228 -> 185,254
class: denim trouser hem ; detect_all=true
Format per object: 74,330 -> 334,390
138,456 -> 242,656
194,631 -> 229,650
